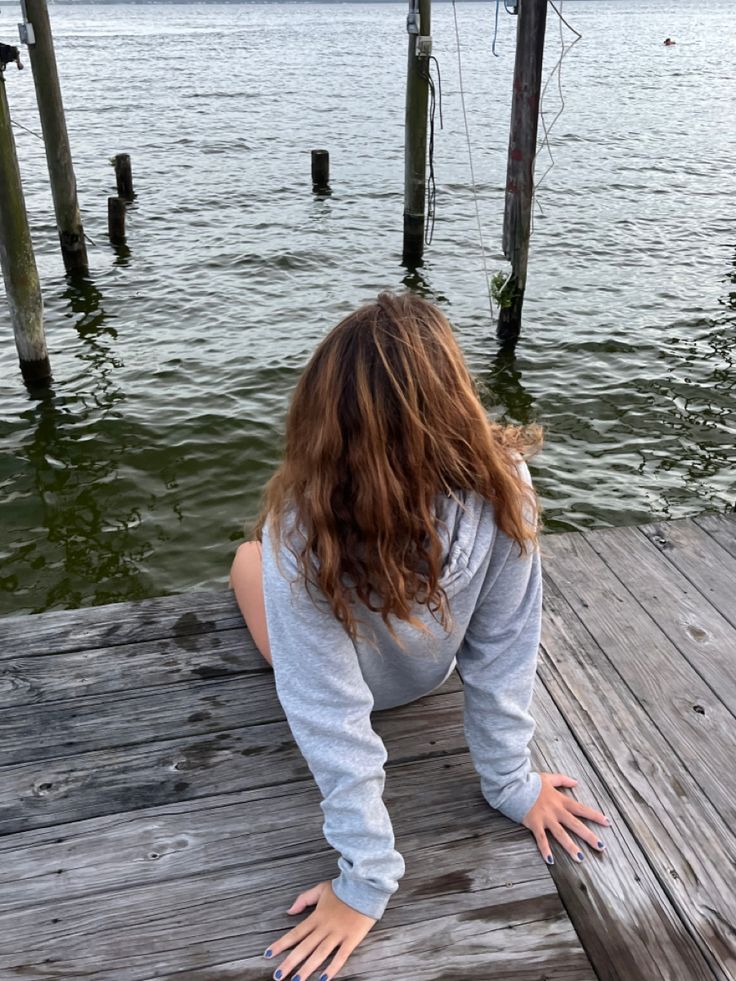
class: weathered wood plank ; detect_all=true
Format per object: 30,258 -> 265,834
1,888 -> 588,981
640,519 -> 736,629
694,512 -> 736,561
146,899 -> 593,981
540,573 -> 736,980
0,678 -> 464,834
531,681 -> 712,980
543,531 -> 736,831
0,756 -> 515,913
2,514 -> 733,980
0,627 -> 265,709
0,589 -> 243,658
582,524 -> 736,719
0,674 -> 282,766
0,760 -> 589,981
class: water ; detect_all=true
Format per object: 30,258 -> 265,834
1,1 -> 734,616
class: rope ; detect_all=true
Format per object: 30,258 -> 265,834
452,0 -> 494,318
492,0 -> 501,58
547,0 -> 582,40
531,0 -> 582,230
423,55 -> 443,245
10,117 -> 45,142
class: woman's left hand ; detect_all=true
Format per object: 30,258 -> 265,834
521,771 -> 610,864
263,880 -> 377,980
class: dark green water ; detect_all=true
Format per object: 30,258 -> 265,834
1,1 -> 734,616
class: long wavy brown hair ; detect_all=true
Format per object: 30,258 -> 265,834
253,291 -> 541,642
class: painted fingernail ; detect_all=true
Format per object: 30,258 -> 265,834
320,975 -> 329,981
274,971 -> 282,980
597,840 -> 606,849
293,975 -> 301,981
264,949 -> 273,959
546,854 -> 554,864
577,851 -> 585,861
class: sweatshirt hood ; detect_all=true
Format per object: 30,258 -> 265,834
434,488 -> 498,595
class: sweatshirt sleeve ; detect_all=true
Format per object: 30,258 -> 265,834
260,518 -> 405,921
455,465 -> 543,824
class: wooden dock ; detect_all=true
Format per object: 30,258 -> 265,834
1,514 -> 735,980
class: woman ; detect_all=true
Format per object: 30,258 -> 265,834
230,292 -> 608,981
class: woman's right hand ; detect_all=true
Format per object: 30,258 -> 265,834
521,771 -> 610,864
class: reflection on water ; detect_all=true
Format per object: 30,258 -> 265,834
3,278 -> 162,611
723,247 -> 736,313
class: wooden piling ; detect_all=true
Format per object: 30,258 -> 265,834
20,0 -> 88,276
0,71 -> 50,385
114,153 -> 134,200
107,196 -> 126,245
311,149 -> 330,194
403,0 -> 431,266
498,0 -> 547,346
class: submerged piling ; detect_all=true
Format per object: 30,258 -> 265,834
311,149 -> 331,195
114,153 -> 134,199
0,68 -> 49,385
107,196 -> 126,245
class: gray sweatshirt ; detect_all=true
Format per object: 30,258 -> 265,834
261,465 -> 543,921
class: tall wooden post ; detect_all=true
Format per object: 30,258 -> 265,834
20,0 -> 88,276
498,0 -> 547,346
0,68 -> 49,385
403,0 -> 431,266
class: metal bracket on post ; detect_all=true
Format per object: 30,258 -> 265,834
18,0 -> 35,47
505,0 -> 519,14
415,35 -> 432,59
18,23 -> 36,47
407,0 -> 419,35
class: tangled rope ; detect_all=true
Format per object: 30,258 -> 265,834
532,0 -> 583,229
452,0 -> 494,318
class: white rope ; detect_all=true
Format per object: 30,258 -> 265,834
10,116 -> 44,142
547,0 -> 582,40
452,0 -> 494,318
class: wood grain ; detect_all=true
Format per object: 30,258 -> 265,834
531,681 -> 712,980
0,589 -> 243,658
640,518 -> 736,629
540,572 -> 736,980
0,755 -> 588,981
2,514 -> 734,979
0,678 -> 465,835
0,627 -> 265,708
694,512 -> 736,561
544,529 -> 736,831
583,524 -> 736,719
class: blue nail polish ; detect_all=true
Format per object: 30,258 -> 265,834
320,975 -> 329,981
264,949 -> 273,959
577,851 -> 584,861
546,854 -> 554,864
293,975 -> 301,981
274,972 -> 282,980
597,840 -> 606,849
